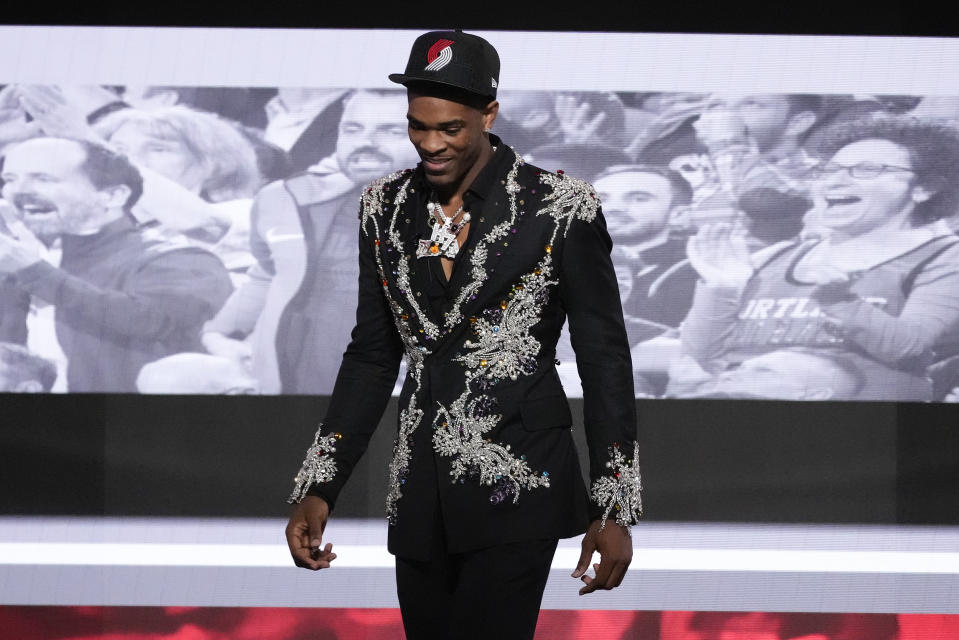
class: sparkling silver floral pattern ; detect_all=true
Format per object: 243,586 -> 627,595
432,386 -> 551,504
458,256 -> 557,381
360,172 -> 433,524
300,156 -> 634,525
591,442 -> 643,530
537,171 -> 600,235
287,425 -> 341,503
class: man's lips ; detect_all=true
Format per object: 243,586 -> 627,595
422,157 -> 453,173
15,202 -> 57,217
824,194 -> 862,208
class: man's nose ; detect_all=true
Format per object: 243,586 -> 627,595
418,130 -> 446,154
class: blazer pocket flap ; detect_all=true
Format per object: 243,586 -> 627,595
520,395 -> 572,431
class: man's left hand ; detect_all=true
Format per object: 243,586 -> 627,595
572,518 -> 633,595
0,232 -> 41,273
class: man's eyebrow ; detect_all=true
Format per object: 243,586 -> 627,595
406,116 -> 467,128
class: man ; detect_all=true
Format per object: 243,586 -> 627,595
639,93 -> 821,244
558,164 -> 696,396
594,164 -> 696,340
261,88 -> 351,172
0,137 -> 233,392
0,341 -> 56,392
284,31 -> 642,639
202,89 -> 419,394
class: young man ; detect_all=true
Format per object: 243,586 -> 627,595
285,31 -> 642,639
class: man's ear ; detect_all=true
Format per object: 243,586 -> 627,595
482,100 -> 500,131
99,184 -> 133,210
668,204 -> 692,230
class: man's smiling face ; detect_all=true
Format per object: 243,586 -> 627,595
816,138 -> 921,236
406,91 -> 497,193
1,138 -> 110,238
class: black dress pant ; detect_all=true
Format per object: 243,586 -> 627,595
395,512 -> 558,640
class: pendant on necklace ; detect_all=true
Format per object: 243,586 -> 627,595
417,201 -> 471,259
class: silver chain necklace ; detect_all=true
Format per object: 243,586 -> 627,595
416,196 -> 471,259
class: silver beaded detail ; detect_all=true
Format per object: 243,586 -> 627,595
591,442 -> 643,531
287,425 -> 340,504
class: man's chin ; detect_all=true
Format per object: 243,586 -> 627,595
21,220 -> 63,243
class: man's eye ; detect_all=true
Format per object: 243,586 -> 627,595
444,128 -> 462,135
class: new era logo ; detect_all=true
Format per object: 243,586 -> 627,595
425,39 -> 454,71
491,78 -> 497,88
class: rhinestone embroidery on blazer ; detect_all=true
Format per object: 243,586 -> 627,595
291,159 -> 641,529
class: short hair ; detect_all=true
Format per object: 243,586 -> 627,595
95,105 -> 261,202
0,342 -> 57,391
72,138 -> 145,212
814,116 -> 959,224
593,164 -> 694,209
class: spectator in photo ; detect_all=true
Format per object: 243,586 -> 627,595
120,85 -> 276,129
7,86 -> 266,284
594,165 -> 697,342
493,90 -> 563,152
202,89 -> 419,395
555,164 -> 696,397
119,84 -> 294,183
94,106 -> 263,281
495,90 -> 632,151
0,341 -> 56,392
677,117 -> 959,402
136,352 -> 259,394
0,137 -> 233,392
261,88 -> 351,172
638,93 -> 824,246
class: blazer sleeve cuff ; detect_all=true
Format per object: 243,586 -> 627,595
286,424 -> 342,505
590,441 -> 644,530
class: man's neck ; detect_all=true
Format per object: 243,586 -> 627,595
618,229 -> 672,260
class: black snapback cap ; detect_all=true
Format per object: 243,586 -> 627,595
389,30 -> 500,100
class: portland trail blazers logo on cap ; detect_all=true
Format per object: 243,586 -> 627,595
425,39 -> 454,71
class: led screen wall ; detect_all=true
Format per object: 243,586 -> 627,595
2,31 -> 959,402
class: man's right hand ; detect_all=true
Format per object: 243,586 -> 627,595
285,495 -> 337,570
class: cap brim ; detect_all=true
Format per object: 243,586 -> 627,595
388,73 -> 412,85
388,73 -> 494,100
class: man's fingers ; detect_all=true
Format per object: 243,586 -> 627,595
290,540 -> 336,571
605,559 -> 629,589
579,555 -> 627,595
306,513 -> 326,549
571,537 -> 595,578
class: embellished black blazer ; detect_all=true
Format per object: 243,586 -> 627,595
289,140 -> 642,560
